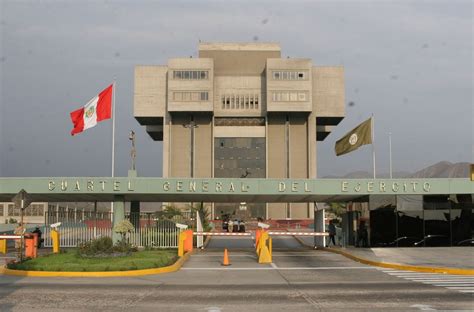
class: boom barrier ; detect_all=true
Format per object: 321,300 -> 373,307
192,232 -> 328,236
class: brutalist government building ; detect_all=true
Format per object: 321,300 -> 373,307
133,42 -> 344,220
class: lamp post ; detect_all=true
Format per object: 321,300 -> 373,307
129,130 -> 136,171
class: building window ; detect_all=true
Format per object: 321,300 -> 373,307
298,92 -> 307,101
172,91 -> 209,102
0,204 -> 3,216
8,204 -> 19,216
173,70 -> 209,80
220,93 -> 260,110
272,91 -> 309,102
272,70 -> 308,80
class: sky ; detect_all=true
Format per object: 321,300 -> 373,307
0,0 -> 472,178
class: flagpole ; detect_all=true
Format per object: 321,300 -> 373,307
371,114 -> 376,179
389,132 -> 393,179
112,79 -> 116,178
111,79 -> 116,218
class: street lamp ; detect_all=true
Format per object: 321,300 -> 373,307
129,130 -> 136,171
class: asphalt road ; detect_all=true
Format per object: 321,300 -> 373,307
0,236 -> 472,311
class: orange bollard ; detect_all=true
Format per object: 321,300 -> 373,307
183,229 -> 193,253
24,233 -> 37,258
255,229 -> 262,249
222,248 -> 231,266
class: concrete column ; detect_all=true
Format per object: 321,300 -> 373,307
112,196 -> 125,243
130,201 -> 140,232
314,203 -> 325,248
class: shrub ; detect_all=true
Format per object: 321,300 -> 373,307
77,236 -> 137,257
114,239 -> 137,253
77,236 -> 114,256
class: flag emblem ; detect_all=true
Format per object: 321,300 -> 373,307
349,133 -> 358,145
85,106 -> 95,118
70,84 -> 113,136
335,117 -> 372,156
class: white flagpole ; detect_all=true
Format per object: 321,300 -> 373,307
112,79 -> 116,178
389,132 -> 393,179
111,79 -> 116,218
371,114 -> 376,179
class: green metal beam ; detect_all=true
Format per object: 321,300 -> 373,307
0,178 -> 471,203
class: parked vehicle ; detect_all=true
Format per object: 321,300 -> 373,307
413,235 -> 449,247
456,238 -> 474,246
377,236 -> 420,247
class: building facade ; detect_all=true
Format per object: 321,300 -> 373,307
134,43 -> 345,219
0,202 -> 47,224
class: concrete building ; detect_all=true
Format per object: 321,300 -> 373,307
134,42 -> 345,219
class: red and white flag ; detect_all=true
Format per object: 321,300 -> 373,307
70,84 -> 113,136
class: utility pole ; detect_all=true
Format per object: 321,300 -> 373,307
129,130 -> 136,171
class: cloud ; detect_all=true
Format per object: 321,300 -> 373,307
1,1 -> 472,178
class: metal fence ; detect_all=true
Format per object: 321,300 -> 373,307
43,225 -> 112,248
43,220 -> 182,248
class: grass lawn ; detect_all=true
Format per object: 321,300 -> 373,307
7,249 -> 178,272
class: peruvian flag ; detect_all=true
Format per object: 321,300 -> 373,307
70,84 -> 113,136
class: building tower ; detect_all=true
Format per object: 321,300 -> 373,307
134,43 -> 345,219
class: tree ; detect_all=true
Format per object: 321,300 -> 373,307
326,202 -> 346,222
113,220 -> 135,242
156,205 -> 183,220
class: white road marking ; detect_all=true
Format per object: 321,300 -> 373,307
182,266 -> 377,270
410,304 -> 436,311
270,263 -> 278,269
380,269 -> 474,295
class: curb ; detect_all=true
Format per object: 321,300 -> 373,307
202,234 -> 212,249
292,234 -> 314,249
0,251 -> 192,278
289,235 -> 474,276
323,247 -> 474,276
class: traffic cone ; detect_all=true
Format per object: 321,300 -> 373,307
222,248 -> 231,266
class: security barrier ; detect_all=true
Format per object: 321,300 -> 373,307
256,230 -> 272,264
178,230 -> 194,257
51,228 -> 60,253
189,231 -> 328,265
0,239 -> 7,254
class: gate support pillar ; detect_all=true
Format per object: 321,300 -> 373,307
314,203 -> 325,248
130,201 -> 140,232
112,196 -> 125,244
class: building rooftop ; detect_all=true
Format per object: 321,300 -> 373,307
198,42 -> 281,52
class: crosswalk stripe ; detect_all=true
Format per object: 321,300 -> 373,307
379,268 -> 474,295
412,279 -> 474,282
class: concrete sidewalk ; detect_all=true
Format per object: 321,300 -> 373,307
296,235 -> 473,273
326,246 -> 474,270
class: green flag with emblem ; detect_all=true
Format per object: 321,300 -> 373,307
335,117 -> 372,156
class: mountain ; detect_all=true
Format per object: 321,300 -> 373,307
321,161 -> 471,179
409,161 -> 471,178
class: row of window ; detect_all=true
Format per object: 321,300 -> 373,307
173,70 -> 209,80
172,91 -> 209,102
172,70 -> 308,81
0,204 -> 45,217
271,91 -> 308,102
221,94 -> 259,110
272,71 -> 308,80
